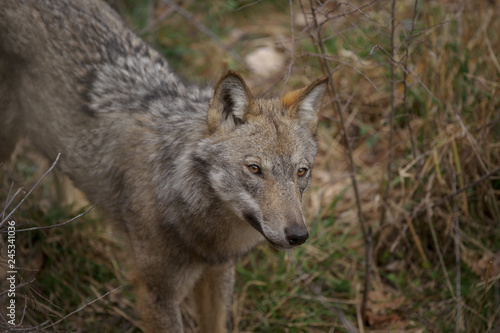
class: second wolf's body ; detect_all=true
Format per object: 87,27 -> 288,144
0,0 -> 327,331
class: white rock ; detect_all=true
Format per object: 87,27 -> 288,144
245,46 -> 286,78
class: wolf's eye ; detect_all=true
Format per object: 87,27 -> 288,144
247,164 -> 261,175
297,168 -> 307,177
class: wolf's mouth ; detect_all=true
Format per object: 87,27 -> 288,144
266,240 -> 293,251
243,212 -> 294,250
243,212 -> 263,234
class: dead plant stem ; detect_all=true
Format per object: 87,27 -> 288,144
410,165 -> 500,221
453,168 -> 462,333
14,204 -> 96,233
282,0 -> 295,96
380,0 -> 397,227
161,0 -> 247,68
0,153 -> 61,228
470,260 -> 492,332
402,0 -> 420,161
306,0 -> 369,325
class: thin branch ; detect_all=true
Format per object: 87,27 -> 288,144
426,209 -> 455,298
0,276 -> 36,297
306,0 -> 367,251
234,0 -> 263,12
380,0 -> 397,227
320,0 -> 380,26
362,226 -> 372,328
305,0 -> 369,326
141,5 -> 175,34
369,44 -> 439,102
5,286 -> 122,331
402,0 -> 420,161
470,260 -> 492,332
1,181 -> 16,221
296,52 -> 377,90
410,165 -> 500,221
0,153 -> 61,228
12,204 -> 95,233
161,0 -> 247,68
287,251 -> 359,333
453,168 -> 461,333
3,188 -> 24,220
282,0 -> 295,96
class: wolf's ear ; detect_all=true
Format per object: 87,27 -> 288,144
207,71 -> 254,133
281,76 -> 328,134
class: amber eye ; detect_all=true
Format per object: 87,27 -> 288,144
247,164 -> 261,175
297,168 -> 307,177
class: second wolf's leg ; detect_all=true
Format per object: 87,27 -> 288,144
192,261 -> 235,333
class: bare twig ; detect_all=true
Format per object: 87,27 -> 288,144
453,168 -> 461,333
305,0 -> 370,325
470,260 -> 492,332
0,277 -> 36,298
282,0 -> 295,96
362,226 -> 372,328
405,215 -> 428,265
141,4 -> 175,34
161,0 -> 247,68
305,0 -> 368,256
5,286 -> 123,331
234,0 -> 263,12
308,283 -> 359,333
296,52 -> 377,89
288,252 -> 359,333
1,181 -> 16,221
320,0 -> 380,26
0,153 -> 61,228
426,211 -> 455,297
410,165 -> 500,221
380,0 -> 397,227
13,204 -> 96,233
402,0 -> 420,160
495,280 -> 499,325
369,44 -> 439,102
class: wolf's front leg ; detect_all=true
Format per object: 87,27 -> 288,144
192,262 -> 235,333
131,259 -> 204,332
127,232 -> 204,333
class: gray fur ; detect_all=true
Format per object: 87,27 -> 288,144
0,0 -> 327,332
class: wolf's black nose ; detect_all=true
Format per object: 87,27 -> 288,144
285,226 -> 309,246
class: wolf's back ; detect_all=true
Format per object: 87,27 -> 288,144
1,0 -> 127,61
0,0 -> 211,216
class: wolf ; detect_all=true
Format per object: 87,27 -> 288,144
0,0 -> 327,331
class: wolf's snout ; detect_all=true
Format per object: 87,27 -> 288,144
285,225 -> 309,246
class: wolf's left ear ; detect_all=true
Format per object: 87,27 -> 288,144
282,76 -> 328,134
207,71 -> 255,133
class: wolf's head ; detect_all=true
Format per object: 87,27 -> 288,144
197,71 -> 327,250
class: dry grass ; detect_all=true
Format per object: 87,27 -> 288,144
1,0 -> 499,332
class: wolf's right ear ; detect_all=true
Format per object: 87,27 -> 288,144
281,76 -> 328,134
207,71 -> 255,133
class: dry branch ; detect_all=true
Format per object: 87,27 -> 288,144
14,204 -> 95,233
453,168 -> 461,333
4,287 -> 123,331
303,0 -> 372,325
379,0 -> 397,227
0,153 -> 61,228
410,165 -> 500,221
161,0 -> 247,68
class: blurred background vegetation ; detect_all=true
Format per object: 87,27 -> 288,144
1,0 -> 499,332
